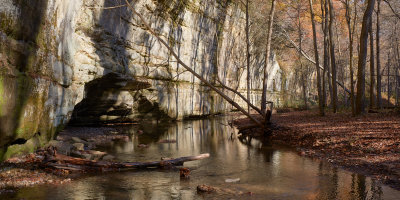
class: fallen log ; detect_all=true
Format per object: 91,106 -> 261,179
6,147 -> 210,172
197,184 -> 253,196
43,152 -> 210,172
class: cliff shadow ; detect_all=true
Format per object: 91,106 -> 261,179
0,0 -> 49,155
72,0 -> 237,125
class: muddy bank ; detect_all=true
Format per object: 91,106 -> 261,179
234,110 -> 400,190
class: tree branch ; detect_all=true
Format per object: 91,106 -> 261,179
279,26 -> 352,95
216,79 -> 263,115
124,0 -> 265,128
383,0 -> 400,19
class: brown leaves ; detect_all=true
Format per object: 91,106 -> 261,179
235,110 -> 400,188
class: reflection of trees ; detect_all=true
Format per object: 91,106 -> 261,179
350,174 -> 382,200
314,161 -> 384,200
370,179 -> 383,200
356,174 -> 367,200
136,121 -> 171,144
315,162 -> 338,200
237,135 -> 276,162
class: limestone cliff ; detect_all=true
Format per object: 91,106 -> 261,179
0,0 -> 283,159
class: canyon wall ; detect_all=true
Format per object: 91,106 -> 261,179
0,0 -> 283,159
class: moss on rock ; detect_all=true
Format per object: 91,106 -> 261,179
3,136 -> 40,160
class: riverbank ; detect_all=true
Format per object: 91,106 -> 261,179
234,110 -> 400,190
0,126 -> 128,192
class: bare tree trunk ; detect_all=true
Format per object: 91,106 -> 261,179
321,0 -> 329,107
297,2 -> 307,110
328,0 -> 338,113
376,0 -> 382,108
123,0 -> 264,127
334,18 -> 346,106
309,0 -> 324,116
396,67 -> 400,107
261,0 -> 277,116
246,0 -> 251,113
326,46 -> 333,106
302,72 -> 308,109
396,37 -> 400,107
388,55 -> 391,107
356,0 -> 376,115
369,18 -> 375,110
395,67 -> 400,107
344,0 -> 356,116
280,28 -> 351,94
383,0 -> 400,20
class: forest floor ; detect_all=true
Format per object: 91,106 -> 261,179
235,109 -> 400,190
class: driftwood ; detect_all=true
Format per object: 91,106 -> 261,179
43,153 -> 210,172
197,184 -> 253,196
6,147 -> 210,172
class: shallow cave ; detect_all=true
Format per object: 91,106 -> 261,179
69,73 -> 170,126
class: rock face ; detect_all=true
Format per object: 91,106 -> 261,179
0,0 -> 283,160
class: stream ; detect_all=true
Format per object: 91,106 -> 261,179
2,116 -> 400,199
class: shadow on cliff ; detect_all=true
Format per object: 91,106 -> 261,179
70,0 -> 235,125
188,0 -> 233,117
0,0 -> 49,154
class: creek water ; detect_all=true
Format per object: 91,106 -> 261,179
3,116 -> 400,199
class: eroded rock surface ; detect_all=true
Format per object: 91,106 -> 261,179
0,0 -> 284,159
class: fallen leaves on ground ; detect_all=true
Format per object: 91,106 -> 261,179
235,110 -> 400,189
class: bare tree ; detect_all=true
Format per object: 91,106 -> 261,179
344,0 -> 357,116
297,1 -> 308,109
383,0 -> 400,19
309,0 -> 324,115
261,0 -> 277,116
123,0 -> 265,127
369,18 -> 375,110
356,0 -> 376,115
376,0 -> 382,108
328,0 -> 338,113
321,0 -> 329,107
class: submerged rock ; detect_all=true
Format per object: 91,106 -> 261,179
225,178 -> 240,183
197,185 -> 216,193
71,137 -> 87,144
72,143 -> 85,151
179,168 -> 190,178
102,155 -> 115,161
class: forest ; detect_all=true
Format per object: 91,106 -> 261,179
0,0 -> 400,199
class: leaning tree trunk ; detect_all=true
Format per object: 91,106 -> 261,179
123,0 -> 264,128
356,0 -> 376,115
328,0 -> 338,113
261,0 -> 277,116
369,18 -> 375,110
376,0 -> 382,109
309,0 -> 324,116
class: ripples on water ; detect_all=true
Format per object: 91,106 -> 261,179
2,117 -> 400,199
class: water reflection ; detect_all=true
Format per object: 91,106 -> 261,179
2,117 -> 400,200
